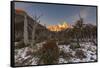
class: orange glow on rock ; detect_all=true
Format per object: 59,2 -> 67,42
47,22 -> 72,31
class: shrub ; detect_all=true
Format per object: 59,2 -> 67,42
15,40 -> 29,49
60,51 -> 73,61
75,49 -> 86,59
15,41 -> 25,49
58,40 -> 70,45
70,43 -> 80,50
37,40 -> 60,65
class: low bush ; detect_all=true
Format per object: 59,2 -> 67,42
37,40 -> 60,65
60,51 -> 73,61
75,49 -> 86,59
70,43 -> 80,50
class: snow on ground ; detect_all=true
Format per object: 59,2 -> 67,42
59,58 -> 68,63
58,45 -> 71,53
58,42 -> 97,63
31,57 -> 39,65
15,42 -> 97,65
15,42 -> 45,66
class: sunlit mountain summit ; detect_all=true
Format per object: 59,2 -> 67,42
47,22 -> 72,31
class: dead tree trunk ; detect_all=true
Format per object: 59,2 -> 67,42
31,13 -> 43,50
31,22 -> 38,48
24,15 -> 29,45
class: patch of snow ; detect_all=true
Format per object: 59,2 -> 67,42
31,57 -> 39,65
58,45 -> 71,53
70,58 -> 81,62
24,55 -> 31,60
59,58 -> 68,63
70,51 -> 75,56
58,42 -> 97,63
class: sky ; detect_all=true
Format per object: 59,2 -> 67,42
15,2 -> 97,26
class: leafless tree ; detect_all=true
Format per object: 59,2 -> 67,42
31,13 -> 43,49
